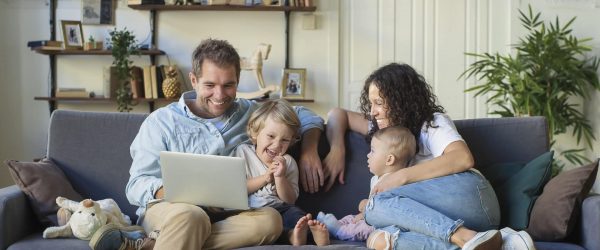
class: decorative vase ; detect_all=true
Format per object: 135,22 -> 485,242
162,66 -> 181,99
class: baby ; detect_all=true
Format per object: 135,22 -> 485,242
317,126 -> 416,242
235,99 -> 329,246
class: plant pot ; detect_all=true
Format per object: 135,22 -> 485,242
84,41 -> 103,51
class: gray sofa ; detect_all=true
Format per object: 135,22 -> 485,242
1,110 -> 599,250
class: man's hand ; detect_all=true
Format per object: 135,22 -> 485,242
322,148 -> 346,191
270,156 -> 286,177
154,186 -> 165,199
298,128 -> 324,193
299,149 -> 324,193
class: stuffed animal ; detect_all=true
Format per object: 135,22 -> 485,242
43,197 -> 132,240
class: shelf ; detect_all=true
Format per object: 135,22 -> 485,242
128,4 -> 316,12
34,96 -> 313,103
32,48 -> 165,56
282,98 -> 314,103
34,97 -> 177,102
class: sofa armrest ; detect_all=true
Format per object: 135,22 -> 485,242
581,195 -> 600,250
0,185 -> 41,249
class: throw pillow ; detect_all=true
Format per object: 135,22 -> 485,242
526,159 -> 599,241
481,151 -> 553,230
5,158 -> 83,226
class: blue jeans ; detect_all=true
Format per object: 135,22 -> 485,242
364,171 -> 500,250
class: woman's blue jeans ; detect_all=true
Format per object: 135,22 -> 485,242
364,171 -> 500,250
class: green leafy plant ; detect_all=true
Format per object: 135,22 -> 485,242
461,5 -> 600,175
110,28 -> 139,112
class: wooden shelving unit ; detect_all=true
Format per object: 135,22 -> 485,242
34,96 -> 313,103
128,4 -> 316,12
32,48 -> 165,56
34,1 -> 316,113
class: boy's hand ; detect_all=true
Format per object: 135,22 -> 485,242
264,169 -> 275,184
271,156 -> 286,177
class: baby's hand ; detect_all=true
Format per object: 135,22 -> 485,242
270,156 -> 286,177
353,212 -> 364,223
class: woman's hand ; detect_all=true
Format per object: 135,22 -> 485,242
370,169 -> 409,194
322,148 -> 346,191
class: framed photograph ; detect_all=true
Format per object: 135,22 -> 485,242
61,20 -> 84,50
281,68 -> 306,99
82,0 -> 115,25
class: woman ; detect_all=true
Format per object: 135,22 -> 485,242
324,63 -> 531,249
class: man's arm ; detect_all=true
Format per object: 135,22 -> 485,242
298,128 -> 323,193
293,106 -> 325,193
125,117 -> 166,206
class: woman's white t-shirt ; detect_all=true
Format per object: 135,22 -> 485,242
410,113 -> 464,166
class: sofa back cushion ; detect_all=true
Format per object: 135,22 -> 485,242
297,116 -> 550,219
47,110 -> 147,221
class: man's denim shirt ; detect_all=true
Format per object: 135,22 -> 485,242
126,91 -> 324,218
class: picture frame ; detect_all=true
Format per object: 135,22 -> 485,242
281,68 -> 306,99
61,20 -> 84,50
82,0 -> 115,25
262,0 -> 284,6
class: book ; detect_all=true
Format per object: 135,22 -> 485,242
33,46 -> 63,51
130,66 -> 144,98
27,40 -> 62,48
150,65 -> 158,99
56,88 -> 88,98
143,65 -> 153,99
156,65 -> 165,98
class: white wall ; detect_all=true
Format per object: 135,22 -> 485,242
0,0 -> 51,188
519,0 -> 600,191
339,0 -> 514,119
339,0 -> 600,192
1,0 -> 600,189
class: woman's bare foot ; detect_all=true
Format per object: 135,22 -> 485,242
289,214 -> 310,246
308,219 -> 330,246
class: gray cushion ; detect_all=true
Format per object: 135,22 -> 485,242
5,158 -> 82,226
46,110 -> 147,221
527,160 -> 599,241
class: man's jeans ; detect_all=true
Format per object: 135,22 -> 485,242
365,171 -> 500,250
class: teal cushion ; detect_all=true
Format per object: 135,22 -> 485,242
480,151 -> 553,230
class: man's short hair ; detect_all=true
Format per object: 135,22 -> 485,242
373,126 -> 416,167
192,39 -> 241,80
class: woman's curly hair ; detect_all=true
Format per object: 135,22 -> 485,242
359,63 -> 445,141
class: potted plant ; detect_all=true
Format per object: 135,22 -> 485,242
461,6 -> 600,174
109,28 -> 139,112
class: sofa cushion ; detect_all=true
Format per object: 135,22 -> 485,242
526,159 -> 599,241
5,158 -> 83,226
479,151 -> 553,230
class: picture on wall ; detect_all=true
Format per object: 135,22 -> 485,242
281,68 -> 306,99
61,20 -> 84,49
82,0 -> 115,25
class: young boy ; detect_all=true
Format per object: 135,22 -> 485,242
234,99 -> 330,246
317,126 -> 416,243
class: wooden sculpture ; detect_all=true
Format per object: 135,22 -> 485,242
237,43 -> 278,100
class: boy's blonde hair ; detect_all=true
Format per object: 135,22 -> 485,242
247,99 -> 300,144
373,126 -> 416,167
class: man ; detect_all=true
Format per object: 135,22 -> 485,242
91,39 -> 324,250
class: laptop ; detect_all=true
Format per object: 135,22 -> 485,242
159,151 -> 249,210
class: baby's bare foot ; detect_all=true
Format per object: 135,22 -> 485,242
308,219 -> 330,246
290,214 -> 310,246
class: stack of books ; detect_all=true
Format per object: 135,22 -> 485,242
55,88 -> 89,98
27,40 -> 63,50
